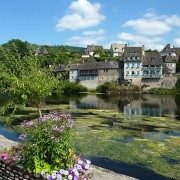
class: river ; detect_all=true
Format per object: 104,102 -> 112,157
1,93 -> 180,179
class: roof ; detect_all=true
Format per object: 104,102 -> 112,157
161,44 -> 180,56
143,51 -> 162,66
36,46 -> 48,55
55,64 -> 70,72
110,43 -> 125,52
79,61 -> 119,70
124,46 -> 144,61
86,44 -> 103,52
162,56 -> 177,63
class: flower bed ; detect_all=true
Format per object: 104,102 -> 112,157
0,111 -> 91,180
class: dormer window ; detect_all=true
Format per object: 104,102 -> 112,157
151,58 -> 155,61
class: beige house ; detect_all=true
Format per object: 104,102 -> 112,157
110,43 -> 125,57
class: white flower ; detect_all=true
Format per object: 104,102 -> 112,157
85,159 -> 91,165
68,174 -> 73,180
57,173 -> 62,180
64,170 -> 69,176
41,170 -> 46,175
52,172 -> 57,179
84,164 -> 90,170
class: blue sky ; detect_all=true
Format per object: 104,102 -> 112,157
0,0 -> 180,50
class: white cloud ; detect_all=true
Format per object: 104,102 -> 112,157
67,29 -> 105,47
56,0 -> 105,31
117,32 -> 164,50
122,10 -> 180,36
174,38 -> 180,46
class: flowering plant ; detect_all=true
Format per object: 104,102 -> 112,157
18,111 -> 75,174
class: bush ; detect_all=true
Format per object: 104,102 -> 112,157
96,82 -> 116,93
19,111 -> 75,174
55,81 -> 87,95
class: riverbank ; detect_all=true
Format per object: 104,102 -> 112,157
0,134 -> 18,150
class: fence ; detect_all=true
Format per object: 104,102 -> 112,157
0,160 -> 46,180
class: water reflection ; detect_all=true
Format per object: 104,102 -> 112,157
69,94 -> 179,120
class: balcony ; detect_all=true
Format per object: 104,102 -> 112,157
143,74 -> 162,79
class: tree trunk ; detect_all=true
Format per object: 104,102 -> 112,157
38,105 -> 42,123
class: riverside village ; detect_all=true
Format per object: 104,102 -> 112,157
0,0 -> 180,180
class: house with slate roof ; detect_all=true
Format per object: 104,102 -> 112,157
68,60 -> 120,89
110,43 -> 125,57
160,44 -> 179,75
82,44 -> 103,58
123,45 -> 144,85
143,51 -> 163,79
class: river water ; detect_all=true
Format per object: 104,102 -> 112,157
1,93 -> 180,179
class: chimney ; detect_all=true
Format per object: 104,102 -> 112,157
125,44 -> 127,47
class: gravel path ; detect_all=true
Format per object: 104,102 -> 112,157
0,134 -> 18,150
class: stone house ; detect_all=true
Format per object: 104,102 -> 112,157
123,46 -> 144,85
160,44 -> 178,75
82,44 -> 103,58
69,61 -> 120,89
110,43 -> 125,57
143,51 -> 163,79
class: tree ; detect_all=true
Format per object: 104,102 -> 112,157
0,45 -> 58,118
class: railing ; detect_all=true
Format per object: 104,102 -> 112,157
0,160 -> 46,180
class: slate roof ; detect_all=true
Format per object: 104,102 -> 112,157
110,43 -> 125,52
86,44 -> 103,52
55,64 -> 70,72
162,56 -> 177,63
124,46 -> 144,61
79,61 -> 119,70
143,51 -> 162,66
161,44 -> 180,56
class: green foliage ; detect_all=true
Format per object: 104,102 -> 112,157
55,81 -> 87,95
93,49 -> 112,62
19,112 -> 75,173
96,82 -> 113,93
96,82 -> 142,94
0,44 -> 58,116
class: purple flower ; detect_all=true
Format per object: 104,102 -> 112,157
18,134 -> 26,141
75,164 -> 82,170
78,160 -> 83,165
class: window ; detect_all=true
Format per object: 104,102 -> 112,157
132,71 -> 135,76
151,57 -> 155,61
126,71 -> 129,76
137,71 -> 140,76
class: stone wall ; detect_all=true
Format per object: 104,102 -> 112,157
98,69 -> 119,85
0,160 -> 45,180
142,76 -> 177,90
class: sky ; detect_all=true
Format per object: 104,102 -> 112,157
0,0 -> 180,50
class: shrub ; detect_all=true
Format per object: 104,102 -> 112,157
18,111 -> 75,174
96,82 -> 116,93
55,81 -> 87,95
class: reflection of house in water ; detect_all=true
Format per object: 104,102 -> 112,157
69,94 -> 178,119
124,101 -> 142,116
70,94 -> 118,110
123,95 -> 177,118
